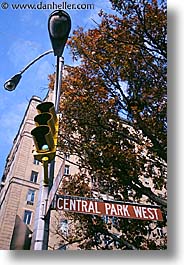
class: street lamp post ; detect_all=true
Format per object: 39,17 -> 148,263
31,10 -> 71,251
4,10 -> 71,250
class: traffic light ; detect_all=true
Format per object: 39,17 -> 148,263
31,102 -> 59,163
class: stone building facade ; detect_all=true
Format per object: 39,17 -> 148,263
0,96 -> 42,249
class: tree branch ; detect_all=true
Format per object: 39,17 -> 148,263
131,180 -> 167,207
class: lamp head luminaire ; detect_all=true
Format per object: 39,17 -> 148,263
4,73 -> 22,91
48,10 -> 71,57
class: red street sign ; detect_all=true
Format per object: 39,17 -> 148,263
56,195 -> 163,221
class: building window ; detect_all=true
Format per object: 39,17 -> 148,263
60,219 -> 68,236
144,177 -> 150,186
91,176 -> 98,190
23,210 -> 32,225
64,153 -> 70,160
102,216 -> 109,224
33,159 -> 39,165
30,171 -> 38,183
157,227 -> 164,237
64,165 -> 70,175
104,235 -> 110,246
58,244 -> 67,250
26,189 -> 35,205
91,175 -> 97,183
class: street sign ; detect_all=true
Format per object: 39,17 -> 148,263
45,159 -> 65,215
56,195 -> 163,221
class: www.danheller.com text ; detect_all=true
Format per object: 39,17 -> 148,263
3,1 -> 95,10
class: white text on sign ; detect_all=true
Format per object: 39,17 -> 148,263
56,196 -> 163,221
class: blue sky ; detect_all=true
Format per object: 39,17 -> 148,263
0,0 -> 113,179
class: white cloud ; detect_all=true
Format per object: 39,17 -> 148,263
7,39 -> 41,69
36,60 -> 54,81
0,101 -> 27,145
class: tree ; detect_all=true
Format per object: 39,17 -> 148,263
49,0 -> 167,250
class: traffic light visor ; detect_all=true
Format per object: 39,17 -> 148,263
31,125 -> 54,152
37,102 -> 57,123
34,112 -> 56,135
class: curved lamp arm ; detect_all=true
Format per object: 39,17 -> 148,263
4,49 -> 54,91
20,49 -> 53,75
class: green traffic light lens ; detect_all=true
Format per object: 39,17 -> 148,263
41,145 -> 49,151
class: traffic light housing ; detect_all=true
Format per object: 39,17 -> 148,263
31,102 -> 59,163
